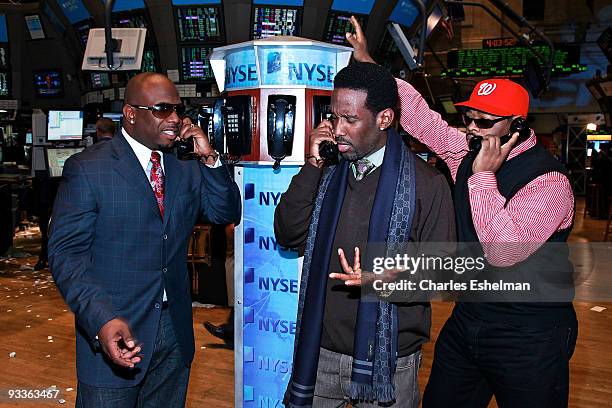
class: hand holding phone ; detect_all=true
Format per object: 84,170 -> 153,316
308,119 -> 336,168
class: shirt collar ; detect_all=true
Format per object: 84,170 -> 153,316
121,127 -> 164,172
350,145 -> 385,178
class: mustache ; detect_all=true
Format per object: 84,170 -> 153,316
335,137 -> 353,146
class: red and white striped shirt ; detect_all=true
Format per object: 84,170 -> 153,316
396,79 -> 574,267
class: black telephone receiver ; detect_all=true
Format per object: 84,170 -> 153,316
208,99 -> 225,154
319,141 -> 339,164
312,95 -> 339,164
468,117 -> 531,153
267,95 -> 296,169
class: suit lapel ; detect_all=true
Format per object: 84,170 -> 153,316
111,134 -> 162,221
162,154 -> 181,229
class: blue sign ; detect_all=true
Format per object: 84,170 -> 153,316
57,0 -> 90,24
112,0 -> 145,12
240,165 -> 301,408
0,14 -> 8,42
331,0 -> 375,14
253,0 -> 303,5
225,49 -> 259,90
389,0 -> 429,28
257,47 -> 337,89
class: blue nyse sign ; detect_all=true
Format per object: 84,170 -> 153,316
224,47 -> 340,90
238,165 -> 302,407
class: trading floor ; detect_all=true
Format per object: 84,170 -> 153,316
1,198 -> 610,407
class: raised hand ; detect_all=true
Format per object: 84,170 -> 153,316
346,16 -> 376,64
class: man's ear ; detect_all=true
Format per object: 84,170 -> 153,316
376,108 -> 395,130
122,105 -> 135,124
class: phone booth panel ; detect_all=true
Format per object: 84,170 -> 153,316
210,37 -> 352,408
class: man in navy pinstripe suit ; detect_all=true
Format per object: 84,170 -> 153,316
49,73 -> 241,407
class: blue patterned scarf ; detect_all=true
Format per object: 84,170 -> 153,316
285,130 -> 417,407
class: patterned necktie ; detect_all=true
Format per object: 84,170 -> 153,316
354,158 -> 375,181
149,151 -> 164,217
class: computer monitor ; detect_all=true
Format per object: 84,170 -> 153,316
323,11 -> 366,46
252,6 -> 301,39
102,112 -> 123,133
56,0 -> 90,24
141,49 -> 158,72
90,72 -> 111,89
47,110 -> 84,141
175,5 -> 224,43
179,46 -> 214,82
33,70 -> 63,98
0,72 -> 9,97
46,147 -> 84,177
0,44 -> 9,70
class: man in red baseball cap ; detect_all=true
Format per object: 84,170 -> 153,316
348,17 -> 576,408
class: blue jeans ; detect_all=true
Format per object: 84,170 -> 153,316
423,307 -> 578,408
312,347 -> 422,408
76,307 -> 190,408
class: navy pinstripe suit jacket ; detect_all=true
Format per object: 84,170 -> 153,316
48,133 -> 241,387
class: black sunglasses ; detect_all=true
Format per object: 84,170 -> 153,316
128,103 -> 186,119
462,114 -> 510,129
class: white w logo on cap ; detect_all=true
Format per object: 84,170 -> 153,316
477,82 -> 497,96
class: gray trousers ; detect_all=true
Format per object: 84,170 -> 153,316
312,347 -> 422,408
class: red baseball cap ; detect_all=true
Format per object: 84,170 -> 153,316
455,79 -> 530,118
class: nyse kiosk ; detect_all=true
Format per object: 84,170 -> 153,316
209,38 -> 351,407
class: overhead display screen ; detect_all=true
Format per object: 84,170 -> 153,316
112,0 -> 145,12
323,11 -> 366,46
253,0 -> 303,5
175,6 -> 223,43
330,0 -> 375,14
443,44 -> 588,78
172,0 -> 220,4
43,3 -> 66,34
56,0 -> 90,24
0,14 -> 8,42
180,46 -> 214,81
389,0 -> 430,28
34,70 -> 63,98
90,72 -> 111,89
0,72 -> 9,97
0,44 -> 9,70
252,6 -> 300,39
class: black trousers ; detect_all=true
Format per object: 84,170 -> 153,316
423,306 -> 577,408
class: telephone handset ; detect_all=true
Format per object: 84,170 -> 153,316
468,117 -> 531,153
318,141 -> 339,164
312,95 -> 339,164
267,95 -> 296,169
209,99 -> 225,154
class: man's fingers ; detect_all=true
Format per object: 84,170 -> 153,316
105,342 -> 134,368
337,248 -> 353,274
350,15 -> 365,39
501,132 -> 519,157
121,345 -> 142,359
329,273 -> 361,286
353,247 -> 361,271
117,325 -> 135,349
